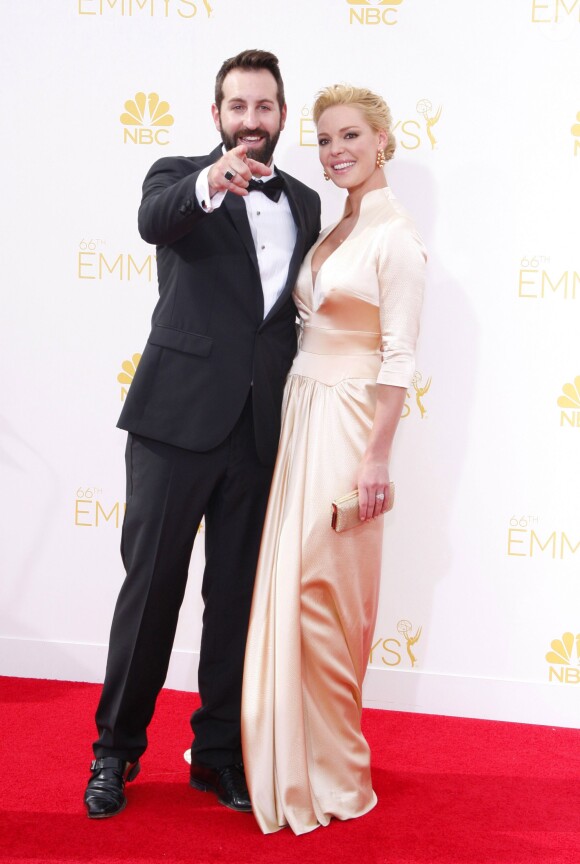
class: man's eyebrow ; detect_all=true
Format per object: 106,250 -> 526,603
226,97 -> 276,104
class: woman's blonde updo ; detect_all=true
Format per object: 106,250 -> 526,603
312,84 -> 396,162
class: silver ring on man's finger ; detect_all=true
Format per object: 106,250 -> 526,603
224,169 -> 236,182
375,492 -> 385,501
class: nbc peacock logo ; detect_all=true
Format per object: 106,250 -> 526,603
118,354 -> 141,401
347,0 -> 405,26
120,92 -> 174,145
546,632 -> 580,684
557,376 -> 580,427
572,111 -> 580,156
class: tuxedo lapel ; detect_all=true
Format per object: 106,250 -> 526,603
222,193 -> 261,277
219,164 -> 311,325
205,142 -> 260,277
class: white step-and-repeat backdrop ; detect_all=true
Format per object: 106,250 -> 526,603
1,1 -> 579,727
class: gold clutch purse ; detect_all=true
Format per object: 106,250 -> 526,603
331,482 -> 395,533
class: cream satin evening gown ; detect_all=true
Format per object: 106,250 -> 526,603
242,188 -> 426,835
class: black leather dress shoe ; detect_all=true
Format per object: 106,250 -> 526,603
189,760 -> 252,812
84,757 -> 141,819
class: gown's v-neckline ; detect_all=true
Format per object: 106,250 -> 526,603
308,187 -> 391,303
310,223 -> 339,296
309,213 -> 356,298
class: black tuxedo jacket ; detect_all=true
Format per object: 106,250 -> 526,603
118,145 -> 321,466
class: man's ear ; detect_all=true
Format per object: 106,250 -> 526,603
279,103 -> 287,132
211,103 -> 221,132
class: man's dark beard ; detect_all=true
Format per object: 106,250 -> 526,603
220,126 -> 281,165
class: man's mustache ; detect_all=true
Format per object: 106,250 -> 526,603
236,128 -> 269,141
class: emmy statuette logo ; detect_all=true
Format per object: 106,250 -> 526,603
392,100 -> 443,152
401,371 -> 432,420
411,372 -> 431,419
121,92 -> 174,145
415,100 -> 442,150
369,619 -> 422,668
397,619 -> 422,667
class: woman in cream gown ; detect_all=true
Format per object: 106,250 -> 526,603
242,85 -> 426,835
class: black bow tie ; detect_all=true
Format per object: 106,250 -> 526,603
247,175 -> 285,203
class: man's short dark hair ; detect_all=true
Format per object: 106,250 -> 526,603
214,49 -> 285,112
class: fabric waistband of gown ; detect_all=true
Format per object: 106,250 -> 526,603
300,326 -> 381,356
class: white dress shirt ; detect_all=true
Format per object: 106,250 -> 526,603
196,164 -> 297,318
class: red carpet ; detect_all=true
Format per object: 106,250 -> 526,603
0,677 -> 578,864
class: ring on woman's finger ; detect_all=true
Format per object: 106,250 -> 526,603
224,169 -> 237,182
375,492 -> 385,501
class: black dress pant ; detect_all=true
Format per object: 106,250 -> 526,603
93,394 -> 273,768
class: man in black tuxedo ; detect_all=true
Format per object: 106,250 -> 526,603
84,49 -> 321,818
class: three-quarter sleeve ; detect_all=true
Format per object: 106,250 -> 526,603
376,216 -> 426,388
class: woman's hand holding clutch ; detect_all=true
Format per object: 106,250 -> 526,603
356,456 -> 392,522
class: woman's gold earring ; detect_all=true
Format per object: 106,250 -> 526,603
376,149 -> 386,169
323,171 -> 330,181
